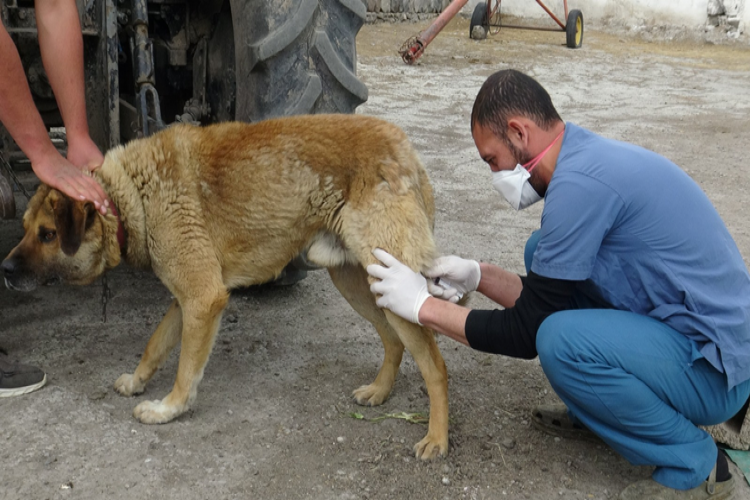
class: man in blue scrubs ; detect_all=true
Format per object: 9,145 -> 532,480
366,69 -> 750,499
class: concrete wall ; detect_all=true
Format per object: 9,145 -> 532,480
366,0 -> 747,33
461,0 -> 710,27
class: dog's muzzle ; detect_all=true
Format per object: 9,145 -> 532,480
1,256 -> 38,292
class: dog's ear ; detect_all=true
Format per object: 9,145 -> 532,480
50,192 -> 95,256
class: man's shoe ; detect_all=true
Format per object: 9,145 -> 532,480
0,350 -> 46,397
619,467 -> 734,500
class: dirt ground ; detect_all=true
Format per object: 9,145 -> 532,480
2,16 -> 750,500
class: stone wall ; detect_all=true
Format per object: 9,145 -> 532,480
365,0 -> 452,13
365,0 -> 451,22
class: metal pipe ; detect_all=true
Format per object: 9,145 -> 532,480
534,0 -> 565,29
488,23 -> 564,32
399,0 -> 469,64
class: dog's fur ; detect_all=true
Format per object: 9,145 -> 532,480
2,114 -> 449,459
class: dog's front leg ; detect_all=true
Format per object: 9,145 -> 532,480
115,299 -> 183,396
132,291 -> 229,424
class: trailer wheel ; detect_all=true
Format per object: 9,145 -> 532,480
470,2 -> 489,40
566,9 -> 584,48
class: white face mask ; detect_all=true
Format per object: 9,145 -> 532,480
492,165 -> 542,210
490,128 -> 565,211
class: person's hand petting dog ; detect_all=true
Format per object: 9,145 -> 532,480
367,248 -> 439,325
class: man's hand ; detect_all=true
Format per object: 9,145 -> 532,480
32,148 -> 108,215
424,255 -> 481,303
66,134 -> 104,173
367,248 -> 431,325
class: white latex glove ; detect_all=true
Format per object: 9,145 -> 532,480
424,255 -> 481,303
367,248 -> 431,325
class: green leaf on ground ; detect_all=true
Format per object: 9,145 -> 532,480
345,411 -> 429,425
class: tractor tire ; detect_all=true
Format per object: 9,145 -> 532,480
227,0 -> 368,123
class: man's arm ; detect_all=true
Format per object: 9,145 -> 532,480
420,271 -> 581,357
35,0 -> 103,170
0,10 -> 107,212
464,271 -> 580,357
418,297 -> 472,346
476,261 -> 524,308
0,23 -> 59,169
368,250 -> 581,358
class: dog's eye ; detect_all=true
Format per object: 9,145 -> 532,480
39,230 -> 57,243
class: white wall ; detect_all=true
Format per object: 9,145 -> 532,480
462,0 -> 718,28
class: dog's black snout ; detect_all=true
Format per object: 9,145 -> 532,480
1,257 -> 17,278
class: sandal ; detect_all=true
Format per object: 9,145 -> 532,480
531,403 -> 601,442
618,467 -> 734,500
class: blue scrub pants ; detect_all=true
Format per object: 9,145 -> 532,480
524,231 -> 750,490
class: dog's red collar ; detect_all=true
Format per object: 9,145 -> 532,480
107,201 -> 127,252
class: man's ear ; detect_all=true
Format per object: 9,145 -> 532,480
50,192 -> 94,256
506,118 -> 528,150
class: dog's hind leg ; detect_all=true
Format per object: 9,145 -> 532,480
331,248 -> 449,460
114,299 -> 183,396
328,264 -> 404,406
132,281 -> 230,424
381,310 -> 449,460
341,200 -> 447,457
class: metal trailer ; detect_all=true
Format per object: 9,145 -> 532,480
470,0 -> 583,48
399,0 -> 583,65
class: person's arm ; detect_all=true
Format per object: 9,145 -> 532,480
35,0 -> 103,171
0,12 -> 107,213
475,261 -> 524,308
424,256 -> 523,307
368,249 -> 582,357
463,271 -> 580,357
417,297 -> 472,346
0,23 -> 59,169
421,271 -> 580,357
417,262 -> 524,345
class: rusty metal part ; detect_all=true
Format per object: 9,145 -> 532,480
486,0 -> 576,36
398,0 -> 469,65
469,0 -> 584,48
0,151 -> 31,202
397,36 -> 423,65
0,173 -> 16,220
176,38 -> 210,124
130,0 -> 165,137
487,0 -> 502,35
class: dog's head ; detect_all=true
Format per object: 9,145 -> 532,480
1,185 -> 119,291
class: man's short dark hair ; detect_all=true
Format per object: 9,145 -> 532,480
471,69 -> 562,140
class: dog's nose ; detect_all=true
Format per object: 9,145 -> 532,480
1,258 -> 17,278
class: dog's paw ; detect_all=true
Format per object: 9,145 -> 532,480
352,384 -> 390,407
114,373 -> 145,396
414,432 -> 448,460
133,399 -> 182,424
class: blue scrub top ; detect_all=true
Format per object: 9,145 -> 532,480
532,123 -> 750,389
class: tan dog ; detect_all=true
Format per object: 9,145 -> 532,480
1,114 -> 449,459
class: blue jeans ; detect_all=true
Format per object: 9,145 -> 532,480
525,231 -> 750,490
